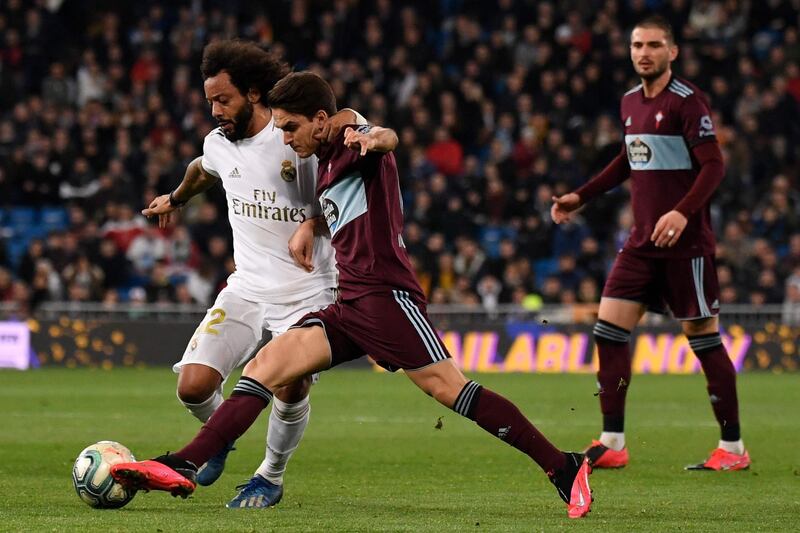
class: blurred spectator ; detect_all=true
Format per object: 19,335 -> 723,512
145,260 -> 175,303
62,255 -> 105,301
782,270 -> 800,325
0,1 -> 796,310
127,226 -> 168,274
0,267 -> 13,301
41,62 -> 76,108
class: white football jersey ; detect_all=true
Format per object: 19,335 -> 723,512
201,118 -> 337,303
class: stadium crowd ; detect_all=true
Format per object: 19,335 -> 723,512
0,0 -> 799,320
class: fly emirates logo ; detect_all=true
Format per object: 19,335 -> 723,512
230,188 -> 308,223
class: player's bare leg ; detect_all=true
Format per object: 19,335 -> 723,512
682,316 -> 750,470
177,363 -> 224,421
585,297 -> 646,468
404,359 -> 593,518
112,327 -> 331,498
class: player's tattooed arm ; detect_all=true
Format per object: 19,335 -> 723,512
289,216 -> 328,272
173,156 -> 221,200
141,156 -> 219,228
343,126 -> 398,155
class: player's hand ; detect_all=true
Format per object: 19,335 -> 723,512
141,194 -> 177,228
288,218 -> 316,272
316,109 -> 357,143
651,210 -> 688,248
550,193 -> 582,224
343,127 -> 375,156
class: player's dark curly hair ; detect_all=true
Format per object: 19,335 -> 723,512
200,40 -> 289,104
267,72 -> 337,118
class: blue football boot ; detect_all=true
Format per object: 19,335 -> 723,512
196,442 -> 235,486
226,474 -> 284,508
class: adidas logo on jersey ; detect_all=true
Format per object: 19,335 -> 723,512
711,299 -> 720,310
228,167 -> 241,179
498,426 -> 511,440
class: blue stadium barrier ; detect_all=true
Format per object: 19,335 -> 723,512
19,225 -> 49,240
40,207 -> 69,231
8,207 -> 37,229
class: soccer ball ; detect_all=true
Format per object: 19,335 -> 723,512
72,441 -> 137,509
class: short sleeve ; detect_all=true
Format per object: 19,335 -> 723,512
201,133 -> 222,178
343,108 -> 369,126
681,94 -> 717,148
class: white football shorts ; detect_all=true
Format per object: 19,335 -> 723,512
173,286 -> 337,380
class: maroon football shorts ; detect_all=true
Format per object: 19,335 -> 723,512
290,289 -> 451,371
602,249 -> 720,320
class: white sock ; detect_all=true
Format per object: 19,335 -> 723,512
718,439 -> 745,455
180,388 -> 224,423
599,431 -> 626,451
255,395 -> 310,485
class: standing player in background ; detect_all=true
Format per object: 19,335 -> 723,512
551,15 -> 749,471
143,40 -> 365,508
112,71 -> 595,519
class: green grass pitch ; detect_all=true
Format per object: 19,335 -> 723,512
0,368 -> 798,532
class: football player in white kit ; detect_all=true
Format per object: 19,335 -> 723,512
142,40 -> 365,508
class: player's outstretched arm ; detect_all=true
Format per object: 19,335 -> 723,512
571,144 -> 630,205
343,126 -> 398,155
316,108 -> 368,143
550,193 -> 582,224
142,156 -> 219,228
550,144 -> 630,224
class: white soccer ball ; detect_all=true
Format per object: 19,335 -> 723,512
72,441 -> 137,509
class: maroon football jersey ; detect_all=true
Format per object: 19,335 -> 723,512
621,76 -> 718,258
316,125 -> 425,301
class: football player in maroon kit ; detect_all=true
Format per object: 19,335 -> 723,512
110,72 -> 594,519
551,15 -> 749,471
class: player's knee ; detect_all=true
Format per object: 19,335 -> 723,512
424,378 -> 461,408
176,380 -> 217,405
273,375 -> 312,403
176,365 -> 222,405
243,347 -> 282,389
682,317 -> 717,337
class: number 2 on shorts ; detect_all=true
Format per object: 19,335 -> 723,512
201,308 -> 226,335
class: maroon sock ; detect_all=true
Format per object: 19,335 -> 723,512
593,320 -> 632,432
453,381 -> 566,473
688,334 -> 741,441
174,377 -> 272,467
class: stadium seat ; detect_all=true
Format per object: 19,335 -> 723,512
40,207 -> 69,231
0,210 -> 11,239
19,225 -> 49,241
8,207 -> 37,229
534,258 -> 560,281
7,239 -> 30,268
